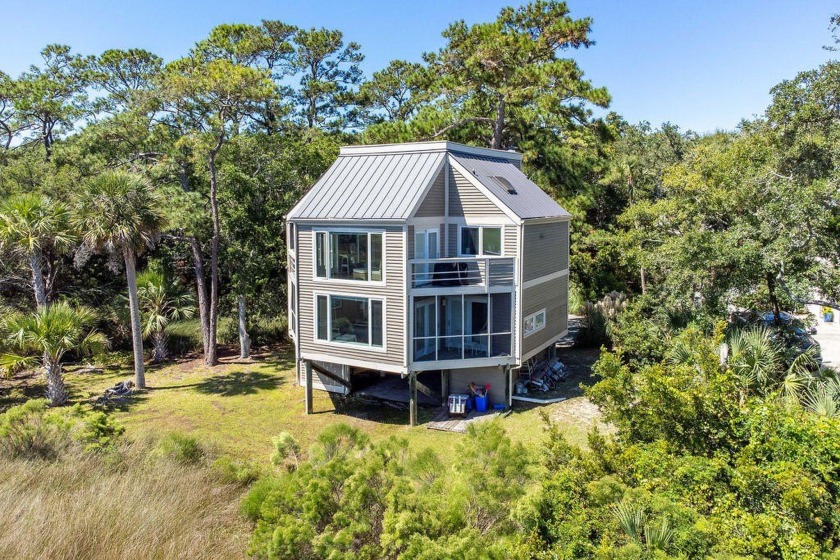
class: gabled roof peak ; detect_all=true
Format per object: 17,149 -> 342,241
339,141 -> 522,163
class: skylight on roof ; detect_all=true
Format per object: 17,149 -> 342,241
491,175 -> 517,194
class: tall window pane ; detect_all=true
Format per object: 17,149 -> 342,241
370,233 -> 383,281
460,227 -> 479,255
331,232 -> 368,280
316,295 -> 328,340
482,227 -> 502,256
331,296 -> 368,344
371,300 -> 383,346
315,232 -> 326,278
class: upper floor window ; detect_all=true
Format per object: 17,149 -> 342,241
288,223 -> 295,252
460,226 -> 502,256
315,230 -> 383,282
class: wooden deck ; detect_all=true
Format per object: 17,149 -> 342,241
426,407 -> 511,433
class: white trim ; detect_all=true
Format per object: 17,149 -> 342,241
448,156 -> 523,224
444,159 -> 450,254
402,225 -> 409,368
522,269 -> 569,290
412,356 -> 515,372
313,291 -> 387,353
520,329 -> 567,363
457,224 -> 504,257
301,352 -> 407,374
312,228 -> 387,286
340,141 -> 522,163
523,308 -> 547,338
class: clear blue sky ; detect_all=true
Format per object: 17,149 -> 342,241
1,0 -> 836,133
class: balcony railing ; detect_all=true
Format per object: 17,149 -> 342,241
409,257 -> 515,289
413,332 -> 513,363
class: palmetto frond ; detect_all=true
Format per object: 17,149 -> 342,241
74,171 -> 165,257
614,500 -> 646,543
1,301 -> 103,364
727,326 -> 782,393
134,269 -> 196,339
802,381 -> 840,418
0,192 -> 75,254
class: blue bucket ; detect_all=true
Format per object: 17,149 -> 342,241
475,395 -> 488,412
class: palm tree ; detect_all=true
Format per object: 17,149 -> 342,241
74,171 -> 164,389
726,326 -> 818,405
135,270 -> 195,362
0,193 -> 75,307
0,302 -> 105,406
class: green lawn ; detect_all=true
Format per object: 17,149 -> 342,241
41,345 -> 606,464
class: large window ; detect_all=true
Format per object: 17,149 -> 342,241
315,294 -> 384,348
459,226 -> 502,256
413,293 -> 512,362
315,231 -> 383,282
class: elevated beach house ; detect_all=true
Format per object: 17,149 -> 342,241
286,141 -> 569,424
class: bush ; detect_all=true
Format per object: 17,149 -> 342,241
577,292 -> 627,348
0,399 -> 123,460
154,432 -> 206,465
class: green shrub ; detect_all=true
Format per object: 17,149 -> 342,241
0,399 -> 124,460
155,432 -> 206,465
213,455 -> 264,486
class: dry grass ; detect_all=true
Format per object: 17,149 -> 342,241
0,444 -> 250,559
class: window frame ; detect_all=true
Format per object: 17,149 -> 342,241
312,227 -> 386,284
458,225 -> 504,257
313,292 -> 387,352
523,308 -> 547,338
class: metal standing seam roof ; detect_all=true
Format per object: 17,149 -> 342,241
449,152 -> 570,220
286,143 -> 570,222
286,151 -> 445,221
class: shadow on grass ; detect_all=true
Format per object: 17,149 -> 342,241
192,370 -> 283,397
0,375 -> 46,412
327,393 -> 440,426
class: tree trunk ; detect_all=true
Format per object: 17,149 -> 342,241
491,95 -> 505,150
152,330 -> 168,363
189,237 -> 211,358
44,360 -> 68,406
767,272 -> 781,324
640,264 -> 647,295
207,147 -> 222,366
123,246 -> 146,388
238,295 -> 251,359
29,249 -> 48,308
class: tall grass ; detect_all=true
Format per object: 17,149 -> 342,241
0,441 -> 251,559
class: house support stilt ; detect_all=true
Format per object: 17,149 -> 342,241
409,372 -> 417,427
304,360 -> 313,415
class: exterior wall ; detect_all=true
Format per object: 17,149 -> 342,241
521,275 -> 568,358
414,169 -> 445,217
298,361 -> 350,394
449,366 -> 507,404
449,167 -> 503,216
522,220 -> 569,282
504,224 -> 517,256
296,224 -> 406,370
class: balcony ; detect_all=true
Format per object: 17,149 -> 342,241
409,257 -> 515,290
411,292 -> 514,369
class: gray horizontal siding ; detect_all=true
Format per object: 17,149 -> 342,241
414,168 -> 445,217
504,225 -> 517,256
522,220 -> 569,282
449,167 -> 506,217
297,225 -> 405,368
450,367 -> 506,403
522,275 -> 568,357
